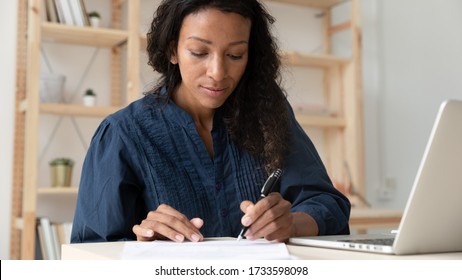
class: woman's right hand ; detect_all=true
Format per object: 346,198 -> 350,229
132,204 -> 204,242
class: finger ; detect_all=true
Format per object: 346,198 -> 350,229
146,205 -> 204,242
140,217 -> 187,242
153,204 -> 192,222
253,211 -> 293,241
190,218 -> 204,229
134,216 -> 183,242
263,213 -> 294,242
152,204 -> 203,234
245,195 -> 291,238
240,200 -> 254,213
241,194 -> 280,228
132,224 -> 155,241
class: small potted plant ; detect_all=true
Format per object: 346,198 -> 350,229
88,11 -> 101,28
49,158 -> 74,187
83,88 -> 97,106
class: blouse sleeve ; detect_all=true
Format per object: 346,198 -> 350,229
71,117 -> 147,243
281,105 -> 351,235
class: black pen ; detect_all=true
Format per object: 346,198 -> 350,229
237,169 -> 283,241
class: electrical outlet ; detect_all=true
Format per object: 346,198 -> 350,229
377,177 -> 396,201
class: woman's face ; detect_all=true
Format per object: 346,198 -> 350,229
171,8 -> 251,114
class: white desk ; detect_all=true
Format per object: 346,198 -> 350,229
62,240 -> 462,260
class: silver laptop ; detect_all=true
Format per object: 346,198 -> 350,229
290,99 -> 462,255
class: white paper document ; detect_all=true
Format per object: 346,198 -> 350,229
121,239 -> 291,260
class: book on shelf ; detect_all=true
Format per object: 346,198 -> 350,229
51,224 -> 61,259
59,0 -> 75,25
38,217 -> 57,260
35,223 -> 46,260
44,0 -> 89,26
44,0 -> 59,23
68,0 -> 85,27
36,217 -> 73,260
53,0 -> 65,24
79,0 -> 91,26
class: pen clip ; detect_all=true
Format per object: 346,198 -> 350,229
260,169 -> 282,196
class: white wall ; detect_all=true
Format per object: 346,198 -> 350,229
361,0 -> 382,207
372,0 -> 462,208
0,1 -> 17,260
1,0 -> 462,259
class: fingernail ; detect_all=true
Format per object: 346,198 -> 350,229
146,230 -> 154,237
191,234 -> 200,242
175,234 -> 184,242
242,216 -> 251,227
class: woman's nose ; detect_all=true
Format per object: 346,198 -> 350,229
206,55 -> 226,81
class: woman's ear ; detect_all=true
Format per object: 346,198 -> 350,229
170,42 -> 178,64
170,54 -> 178,64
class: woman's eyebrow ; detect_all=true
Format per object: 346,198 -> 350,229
187,36 -> 248,46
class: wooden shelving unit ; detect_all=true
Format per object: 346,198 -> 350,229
267,0 -> 365,198
37,187 -> 79,195
39,103 -> 122,118
10,0 -> 364,259
10,0 -> 141,260
296,113 -> 346,128
41,22 -> 129,47
281,51 -> 350,68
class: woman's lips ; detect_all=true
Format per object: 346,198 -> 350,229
201,86 -> 227,97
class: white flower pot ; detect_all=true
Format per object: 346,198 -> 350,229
83,95 -> 96,106
90,17 -> 100,28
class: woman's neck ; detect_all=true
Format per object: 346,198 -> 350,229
172,87 -> 215,157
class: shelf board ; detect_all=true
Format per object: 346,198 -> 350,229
267,0 -> 345,9
41,22 -> 129,48
295,113 -> 346,128
282,51 -> 350,68
37,187 -> 78,195
40,103 -> 122,118
350,208 -> 403,230
140,33 -> 147,51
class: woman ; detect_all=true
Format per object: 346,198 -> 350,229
71,0 -> 350,244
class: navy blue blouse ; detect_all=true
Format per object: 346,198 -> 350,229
71,94 -> 350,243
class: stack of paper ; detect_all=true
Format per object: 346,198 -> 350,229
121,239 -> 291,260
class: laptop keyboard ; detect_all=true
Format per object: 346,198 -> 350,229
339,238 -> 395,246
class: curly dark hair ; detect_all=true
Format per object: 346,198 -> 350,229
146,0 -> 290,174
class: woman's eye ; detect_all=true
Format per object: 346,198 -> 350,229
228,54 -> 243,60
190,51 -> 207,57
